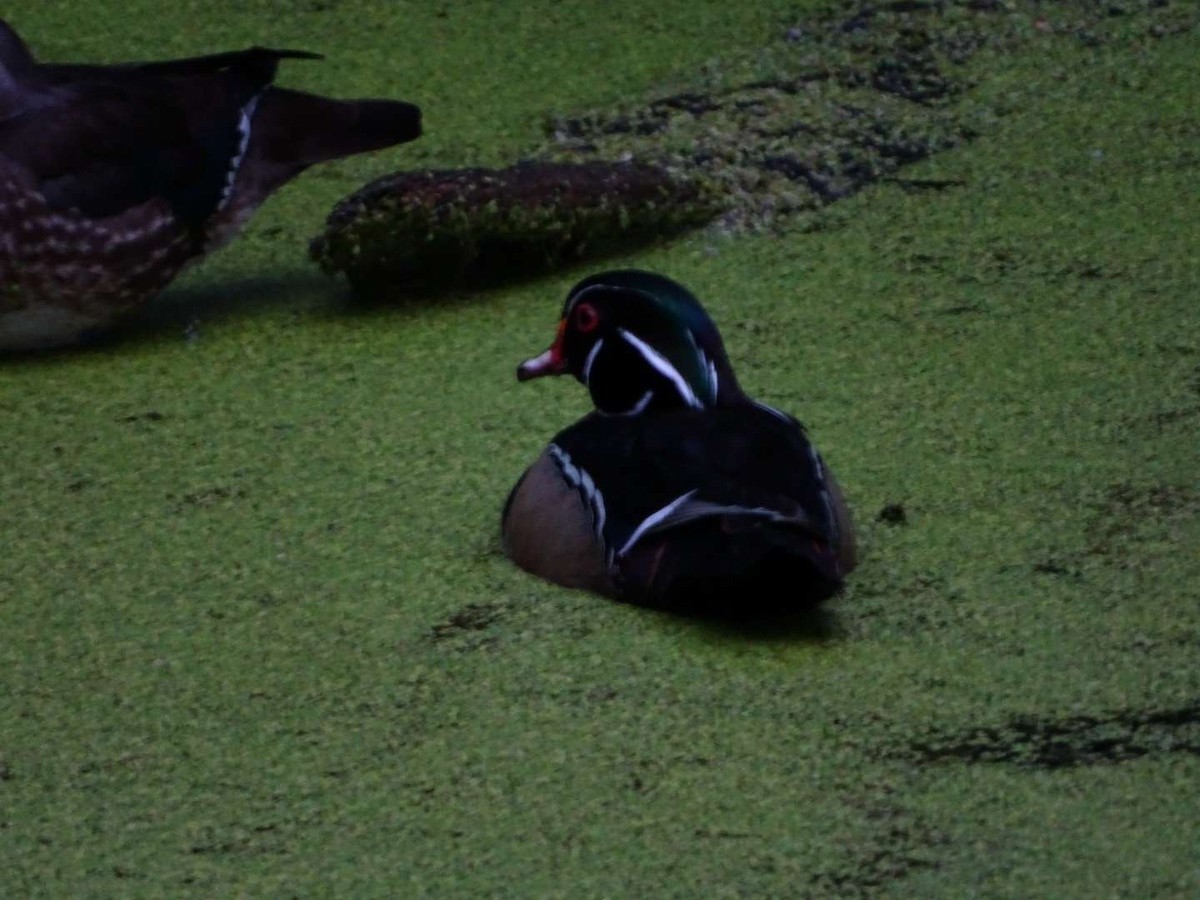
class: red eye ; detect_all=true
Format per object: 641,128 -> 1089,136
572,302 -> 600,333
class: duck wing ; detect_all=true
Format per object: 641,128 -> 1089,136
0,38 -> 307,223
548,406 -> 851,610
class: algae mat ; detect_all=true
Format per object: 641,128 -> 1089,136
2,1 -> 1199,896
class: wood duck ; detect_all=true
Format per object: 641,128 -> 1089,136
502,269 -> 857,616
0,19 -> 421,351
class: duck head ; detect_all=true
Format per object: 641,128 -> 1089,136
517,269 -> 745,415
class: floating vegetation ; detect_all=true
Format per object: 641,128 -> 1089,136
312,0 -> 1195,291
535,0 -> 1193,231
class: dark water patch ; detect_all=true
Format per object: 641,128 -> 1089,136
428,601 -> 506,649
312,0 -> 1194,290
189,823 -> 289,857
535,0 -> 1194,233
1125,631 -> 1200,655
841,568 -> 958,638
168,484 -> 249,512
906,701 -> 1200,768
1145,404 -> 1200,428
884,176 -> 967,192
1030,558 -> 1082,579
115,410 -> 166,424
1084,482 -> 1199,561
1014,483 -> 1200,582
809,789 -> 947,897
931,302 -> 982,315
1125,346 -> 1200,429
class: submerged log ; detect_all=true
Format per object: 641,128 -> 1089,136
309,160 -> 724,295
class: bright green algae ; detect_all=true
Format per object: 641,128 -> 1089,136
2,1 -> 1199,896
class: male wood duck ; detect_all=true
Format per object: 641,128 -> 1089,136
0,19 -> 421,351
502,269 -> 857,616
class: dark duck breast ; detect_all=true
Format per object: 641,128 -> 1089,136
503,269 -> 857,618
0,19 -> 421,351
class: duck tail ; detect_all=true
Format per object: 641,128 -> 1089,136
618,516 -> 846,617
0,19 -> 37,117
0,19 -> 35,76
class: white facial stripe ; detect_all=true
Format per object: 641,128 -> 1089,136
549,444 -> 606,539
581,337 -> 604,386
617,328 -> 703,410
596,390 -> 654,418
626,390 -> 654,416
617,489 -> 698,558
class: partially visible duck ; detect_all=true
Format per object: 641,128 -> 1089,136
502,269 -> 856,616
0,19 -> 421,350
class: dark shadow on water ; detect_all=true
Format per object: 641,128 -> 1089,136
2,247 -> 666,368
127,271 -> 331,332
1,271 -> 346,365
324,275 -> 523,319
648,601 -> 845,645
321,232 -> 683,320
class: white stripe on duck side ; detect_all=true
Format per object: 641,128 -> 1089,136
616,489 -> 699,559
686,331 -> 720,405
803,442 -> 839,546
617,492 -> 819,560
548,443 -> 607,543
218,91 -> 262,212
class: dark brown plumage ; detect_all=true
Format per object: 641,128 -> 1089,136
0,20 -> 421,350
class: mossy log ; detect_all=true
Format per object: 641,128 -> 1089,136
309,160 -> 724,295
